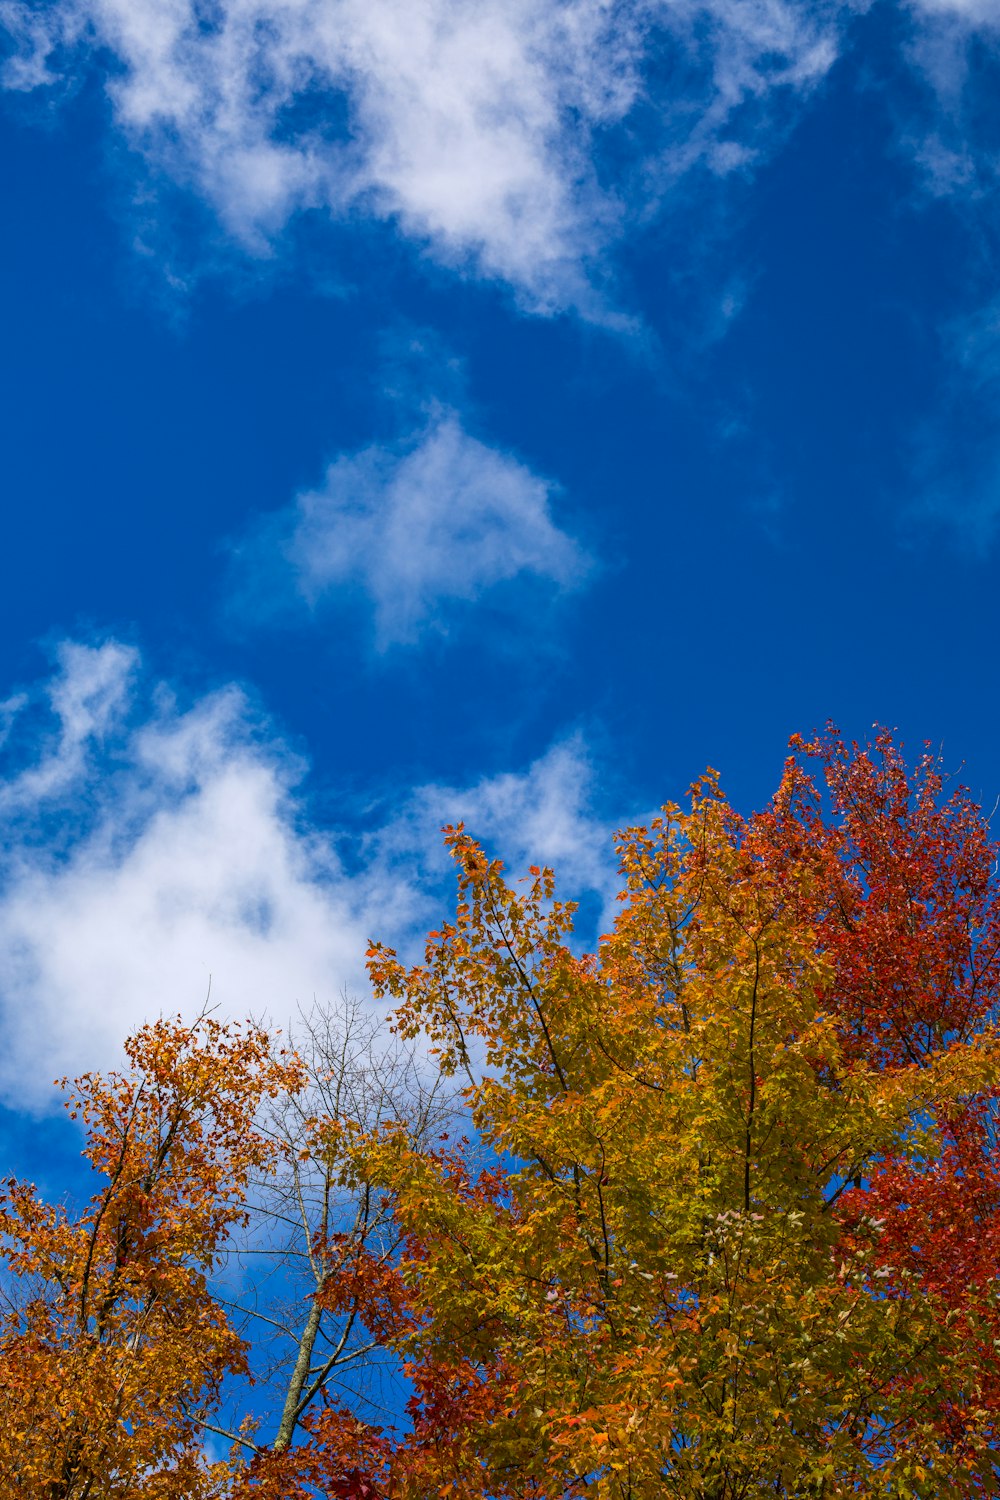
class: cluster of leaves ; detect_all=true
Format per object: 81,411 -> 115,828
4,728 -> 1000,1498
0,1016 -> 304,1497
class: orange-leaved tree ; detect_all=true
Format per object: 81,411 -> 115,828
335,729 -> 1000,1499
0,1013 -> 304,1499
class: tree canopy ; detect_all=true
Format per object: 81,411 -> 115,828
4,729 -> 1000,1498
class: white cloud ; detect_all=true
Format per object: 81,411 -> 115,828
899,0 -> 1000,200
0,0 -> 857,311
646,0 -> 846,184
910,0 -> 1000,22
376,731 -> 619,919
0,642 -> 616,1109
0,639 -> 137,811
236,409 -> 587,647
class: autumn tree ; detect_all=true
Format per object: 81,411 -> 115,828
0,1014 -> 304,1499
344,729 -> 1000,1498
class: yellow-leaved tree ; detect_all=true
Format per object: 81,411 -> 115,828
345,734 -> 1000,1498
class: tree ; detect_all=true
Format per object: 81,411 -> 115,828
0,1014 -> 304,1499
348,729 -> 1000,1497
214,995 -> 451,1493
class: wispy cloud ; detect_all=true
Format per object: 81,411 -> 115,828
873,6 -> 1000,550
0,642 -> 617,1109
231,408 -> 587,648
900,0 -> 1000,198
1,0 -> 858,312
376,732 -> 617,914
902,293 -> 1000,551
0,639 -> 137,809
909,0 -> 1000,25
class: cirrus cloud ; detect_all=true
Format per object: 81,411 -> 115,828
1,0 -> 860,312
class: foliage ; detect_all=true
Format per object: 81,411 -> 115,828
352,729 -> 1000,1497
0,1015 -> 303,1499
4,729 -> 1000,1499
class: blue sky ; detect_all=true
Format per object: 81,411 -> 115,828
3,0 -> 1000,1159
